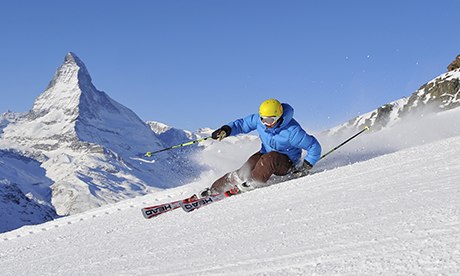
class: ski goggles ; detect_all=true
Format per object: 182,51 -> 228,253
260,115 -> 281,126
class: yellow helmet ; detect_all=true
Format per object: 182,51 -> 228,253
259,99 -> 283,117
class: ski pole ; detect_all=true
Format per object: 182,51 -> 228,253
145,136 -> 212,157
319,126 -> 370,161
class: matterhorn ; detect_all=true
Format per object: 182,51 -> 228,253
0,52 -> 201,223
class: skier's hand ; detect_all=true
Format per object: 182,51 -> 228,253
303,160 -> 313,171
297,160 -> 313,177
212,125 -> 231,141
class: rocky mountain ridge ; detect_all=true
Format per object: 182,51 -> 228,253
328,66 -> 460,134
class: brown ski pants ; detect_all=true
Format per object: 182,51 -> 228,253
210,151 -> 293,194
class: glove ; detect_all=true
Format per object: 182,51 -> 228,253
302,160 -> 313,171
212,125 -> 231,141
295,160 -> 313,177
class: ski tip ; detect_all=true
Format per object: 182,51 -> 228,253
141,209 -> 152,219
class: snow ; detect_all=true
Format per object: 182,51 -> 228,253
442,68 -> 460,82
0,150 -> 57,233
386,97 -> 408,126
1,113 -> 460,275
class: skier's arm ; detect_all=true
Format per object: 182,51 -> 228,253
289,127 -> 322,166
212,114 -> 258,140
226,114 -> 259,136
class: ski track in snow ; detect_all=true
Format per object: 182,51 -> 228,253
1,136 -> 460,275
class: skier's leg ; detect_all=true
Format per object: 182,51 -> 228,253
207,152 -> 262,194
250,151 -> 293,185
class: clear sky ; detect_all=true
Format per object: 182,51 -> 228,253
1,0 -> 459,132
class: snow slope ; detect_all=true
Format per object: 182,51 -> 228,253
1,132 -> 459,275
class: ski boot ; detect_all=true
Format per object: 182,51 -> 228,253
199,187 -> 213,198
236,181 -> 255,193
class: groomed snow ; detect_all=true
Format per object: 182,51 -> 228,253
1,130 -> 459,275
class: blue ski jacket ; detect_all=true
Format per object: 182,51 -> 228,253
226,103 -> 322,166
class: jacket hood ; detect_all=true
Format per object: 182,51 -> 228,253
279,103 -> 294,128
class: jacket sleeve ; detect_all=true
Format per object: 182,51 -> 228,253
227,114 -> 259,135
289,127 -> 322,165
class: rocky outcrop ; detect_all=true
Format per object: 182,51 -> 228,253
448,54 -> 460,71
328,66 -> 460,134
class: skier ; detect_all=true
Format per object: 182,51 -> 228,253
200,98 -> 321,197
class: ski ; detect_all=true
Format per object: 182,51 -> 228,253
180,193 -> 226,213
180,189 -> 240,213
141,200 -> 183,219
142,188 -> 241,218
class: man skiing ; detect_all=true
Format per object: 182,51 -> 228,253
200,98 -> 321,197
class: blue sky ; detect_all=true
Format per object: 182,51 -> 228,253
1,0 -> 459,132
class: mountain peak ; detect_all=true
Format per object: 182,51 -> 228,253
46,51 -> 92,91
32,52 -> 94,115
64,52 -> 89,74
1,53 -> 198,217
65,51 -> 79,63
61,51 -> 92,84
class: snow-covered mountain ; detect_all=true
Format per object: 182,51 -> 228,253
147,121 -> 199,146
0,149 -> 57,233
1,108 -> 459,275
329,68 -> 460,133
0,53 -> 202,224
0,111 -> 21,135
